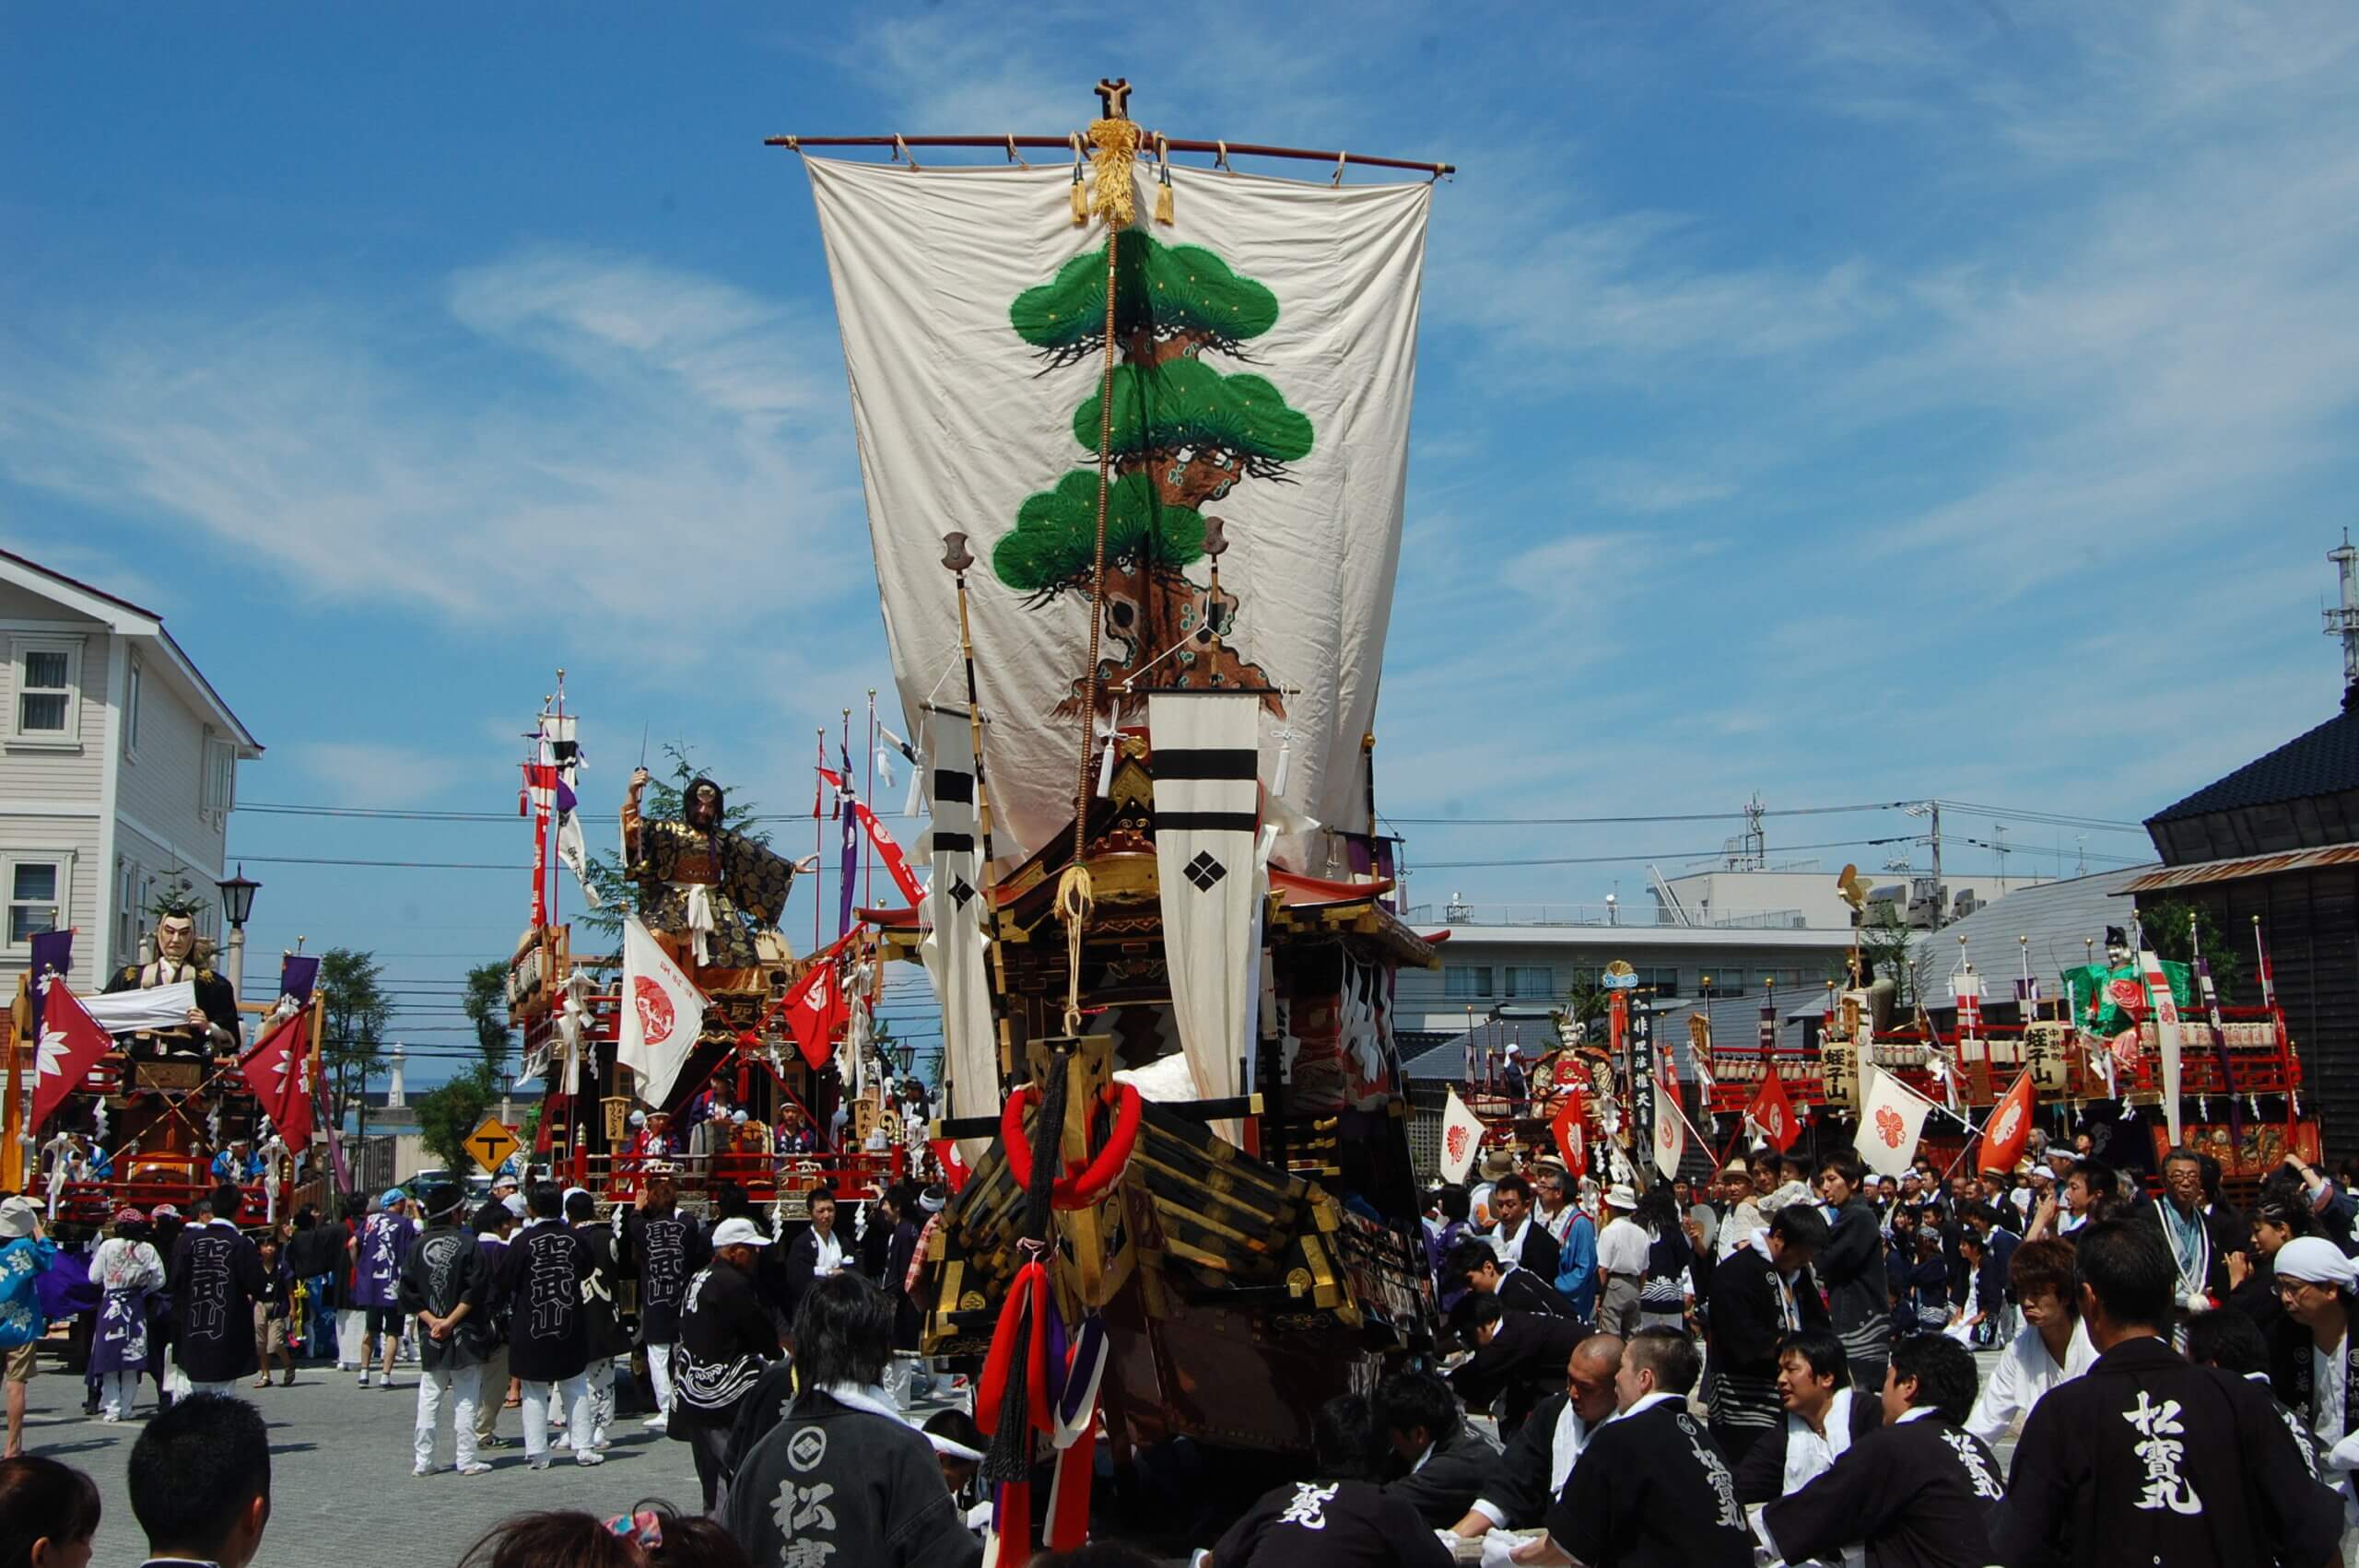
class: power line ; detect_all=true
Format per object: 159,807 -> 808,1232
1384,801 -> 1914,826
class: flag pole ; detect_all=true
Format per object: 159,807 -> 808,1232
864,689 -> 877,907
814,729 -> 827,950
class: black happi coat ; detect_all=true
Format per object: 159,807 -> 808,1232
1762,1411 -> 2002,1568
1381,1419 -> 1503,1529
1448,1309 -> 1587,1434
673,1256 -> 780,1430
1819,1199 -> 1891,1360
168,1222 -> 267,1384
1495,1265 -> 1582,1320
1496,1217 -> 1564,1287
498,1220 -> 593,1382
1709,1244 -> 1831,1448
723,1389 -> 982,1568
395,1221 -> 492,1372
724,1358 -> 802,1480
1214,1477 -> 1457,1568
1546,1398 -> 1753,1568
571,1222 -> 632,1362
1990,1335 -> 2341,1568
2267,1296 -> 2359,1456
1472,1389 -> 1595,1529
623,1207 -> 708,1345
1734,1384 -> 1885,1505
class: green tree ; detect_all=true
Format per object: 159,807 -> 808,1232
319,947 -> 391,1130
413,1064 -> 501,1177
576,744 -> 772,939
1857,907 -> 1917,1005
2136,896 -> 2245,1001
996,230 -> 1305,714
462,961 -> 514,1084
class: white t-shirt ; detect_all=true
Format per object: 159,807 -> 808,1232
1782,1387 -> 1860,1497
2315,1333 -> 2347,1453
1597,1216 -> 1651,1276
1965,1317 -> 2097,1443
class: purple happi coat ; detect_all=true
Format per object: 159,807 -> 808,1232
352,1211 -> 416,1308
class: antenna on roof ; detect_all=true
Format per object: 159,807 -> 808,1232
2325,530 -> 2359,702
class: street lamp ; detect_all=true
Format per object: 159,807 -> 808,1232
1604,892 -> 1618,927
217,863 -> 261,1003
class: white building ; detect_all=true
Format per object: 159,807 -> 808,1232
0,550 -> 263,996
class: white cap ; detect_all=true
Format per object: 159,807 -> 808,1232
501,1192 -> 529,1219
710,1217 -> 773,1250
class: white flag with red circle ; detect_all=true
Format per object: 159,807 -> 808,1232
1438,1088 -> 1485,1185
618,914 -> 706,1106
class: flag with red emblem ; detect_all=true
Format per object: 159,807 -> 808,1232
1438,1087 -> 1485,1185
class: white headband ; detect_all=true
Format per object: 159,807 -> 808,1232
2274,1236 -> 2359,1291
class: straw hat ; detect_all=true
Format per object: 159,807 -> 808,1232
1477,1149 -> 1517,1182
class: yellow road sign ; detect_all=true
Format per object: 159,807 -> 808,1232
464,1114 -> 522,1176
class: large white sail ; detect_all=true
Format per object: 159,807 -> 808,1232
803,157 -> 1430,868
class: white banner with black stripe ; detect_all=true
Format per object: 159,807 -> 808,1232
920,708 -> 999,1165
1150,692 -> 1263,1136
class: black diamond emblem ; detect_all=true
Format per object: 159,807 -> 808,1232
1183,850 -> 1226,892
949,877 -> 976,909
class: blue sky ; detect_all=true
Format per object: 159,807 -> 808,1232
6,3 -> 2355,1081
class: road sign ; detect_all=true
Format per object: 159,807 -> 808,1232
464,1114 -> 522,1176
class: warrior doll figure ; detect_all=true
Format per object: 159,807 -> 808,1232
103,904 -> 239,1059
622,768 -> 816,990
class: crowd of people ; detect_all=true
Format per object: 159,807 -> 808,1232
1392,1132 -> 2359,1566
8,1127 -> 2359,1567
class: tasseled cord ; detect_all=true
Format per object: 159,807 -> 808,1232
1055,864 -> 1094,1037
983,1047 -> 1074,1484
1153,135 -> 1174,226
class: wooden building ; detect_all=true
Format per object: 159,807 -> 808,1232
2135,696 -> 2359,1157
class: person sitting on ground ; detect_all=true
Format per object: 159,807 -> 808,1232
1375,1367 -> 1502,1529
1964,1238 -> 2094,1445
1447,1290 -> 1588,1435
1508,1327 -> 1752,1567
1989,1220 -> 2341,1568
722,1270 -> 980,1567
1450,1332 -> 1625,1539
1447,1237 -> 1580,1323
0,1454 -> 101,1568
1203,1392 -> 1453,1567
921,1408 -> 991,1540
127,1393 -> 271,1568
456,1502 -> 755,1568
1734,1326 -> 1884,1505
1758,1334 -> 2002,1568
2185,1307 -> 2321,1480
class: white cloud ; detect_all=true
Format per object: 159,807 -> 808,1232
288,741 -> 466,809
0,248 -> 863,654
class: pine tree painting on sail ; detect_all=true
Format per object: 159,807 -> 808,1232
994,231 -> 1303,719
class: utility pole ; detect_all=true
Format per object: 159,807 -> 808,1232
1993,822 -> 2009,893
1928,801 -> 1943,930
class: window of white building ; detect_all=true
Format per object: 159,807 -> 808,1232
6,857 -> 67,947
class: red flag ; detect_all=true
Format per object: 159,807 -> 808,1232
1744,1067 -> 1801,1153
241,1004 -> 314,1148
853,801 -> 923,906
31,980 -> 112,1129
933,1138 -> 973,1193
782,955 -> 848,1071
1550,1091 -> 1589,1178
1980,1068 -> 2036,1174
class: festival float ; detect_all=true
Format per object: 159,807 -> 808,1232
503,678 -> 910,1207
1681,879 -> 2319,1198
779,81 -> 1450,1550
6,894 -> 327,1227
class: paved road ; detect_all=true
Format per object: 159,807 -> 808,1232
14,1360 -> 710,1568
14,1341 -> 2019,1568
